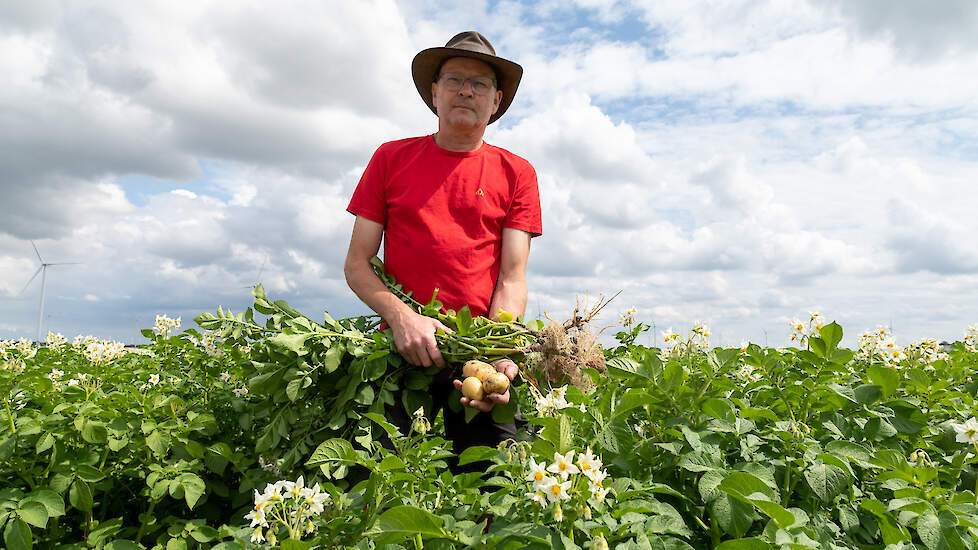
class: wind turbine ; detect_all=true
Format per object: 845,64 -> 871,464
20,241 -> 80,343
240,254 -> 268,294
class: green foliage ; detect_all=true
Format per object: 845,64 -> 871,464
4,300 -> 978,548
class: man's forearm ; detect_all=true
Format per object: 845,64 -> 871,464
488,274 -> 527,320
344,257 -> 415,325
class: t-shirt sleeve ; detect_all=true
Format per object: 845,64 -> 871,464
503,164 -> 543,237
346,145 -> 388,225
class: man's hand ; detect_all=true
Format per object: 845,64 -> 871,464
454,358 -> 519,412
390,311 -> 453,368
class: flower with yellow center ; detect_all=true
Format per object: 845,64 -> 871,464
540,477 -> 571,503
951,417 -> 978,445
526,457 -> 549,488
585,468 -> 608,489
547,451 -> 580,480
578,447 -> 601,474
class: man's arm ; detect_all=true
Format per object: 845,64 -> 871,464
487,227 -> 532,321
344,216 -> 451,368
455,227 -> 532,411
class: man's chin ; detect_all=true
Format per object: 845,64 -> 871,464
442,113 -> 485,131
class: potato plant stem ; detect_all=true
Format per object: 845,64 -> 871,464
135,498 -> 157,543
221,314 -> 383,344
477,347 -> 520,355
4,400 -> 14,433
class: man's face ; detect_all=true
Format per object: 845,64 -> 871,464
431,57 -> 502,131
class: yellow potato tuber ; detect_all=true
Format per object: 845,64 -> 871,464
483,371 -> 510,395
462,360 -> 497,382
461,376 -> 485,401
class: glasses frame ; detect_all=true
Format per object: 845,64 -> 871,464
436,72 -> 497,95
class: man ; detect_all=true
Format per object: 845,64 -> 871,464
344,31 -> 541,451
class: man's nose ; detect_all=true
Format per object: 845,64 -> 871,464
457,80 -> 475,95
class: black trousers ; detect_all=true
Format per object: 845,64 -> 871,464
384,369 -> 524,472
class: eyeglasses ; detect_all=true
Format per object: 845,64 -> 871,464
437,73 -> 496,95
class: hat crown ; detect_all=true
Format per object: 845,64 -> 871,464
444,31 -> 496,57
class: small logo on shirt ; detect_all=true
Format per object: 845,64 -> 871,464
475,188 -> 485,197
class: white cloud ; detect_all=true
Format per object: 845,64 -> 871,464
506,1 -> 978,112
820,0 -> 978,60
886,198 -> 978,274
689,155 -> 776,217
2,0 -> 978,347
494,92 -> 659,186
0,255 -> 37,297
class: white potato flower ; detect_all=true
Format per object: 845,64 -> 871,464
547,451 -> 580,480
577,447 -> 602,475
951,417 -> 978,446
585,468 -> 609,490
539,477 -> 572,503
526,457 -> 548,486
590,486 -> 610,505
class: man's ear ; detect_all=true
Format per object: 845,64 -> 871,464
491,89 -> 502,115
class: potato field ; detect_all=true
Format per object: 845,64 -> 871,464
3,271 -> 978,550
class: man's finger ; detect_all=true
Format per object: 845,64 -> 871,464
455,381 -> 495,412
412,346 -> 432,367
488,389 -> 510,405
396,343 -> 416,366
412,342 -> 432,367
493,358 -> 519,380
504,363 -> 518,380
462,397 -> 494,412
427,341 -> 445,368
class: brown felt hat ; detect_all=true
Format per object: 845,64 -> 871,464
412,31 -> 523,125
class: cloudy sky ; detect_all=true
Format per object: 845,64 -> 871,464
2,0 -> 977,349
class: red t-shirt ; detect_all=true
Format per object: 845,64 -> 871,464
347,135 -> 542,317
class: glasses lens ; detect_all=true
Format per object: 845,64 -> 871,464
442,75 -> 464,90
470,78 -> 492,93
440,74 -> 494,94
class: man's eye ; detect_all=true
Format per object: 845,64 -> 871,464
472,81 -> 489,92
447,77 -> 464,87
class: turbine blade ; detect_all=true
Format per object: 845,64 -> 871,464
31,240 -> 43,263
256,256 -> 267,284
20,266 -> 43,295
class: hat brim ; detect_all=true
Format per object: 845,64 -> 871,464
412,46 -> 523,125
